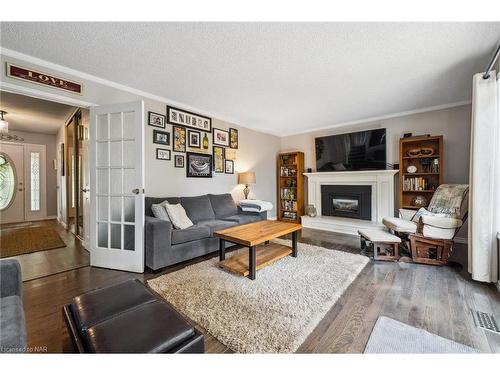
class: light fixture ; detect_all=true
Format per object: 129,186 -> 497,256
238,171 -> 256,200
0,110 -> 24,142
0,111 -> 8,133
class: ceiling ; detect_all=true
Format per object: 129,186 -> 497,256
1,22 -> 499,136
0,91 -> 76,134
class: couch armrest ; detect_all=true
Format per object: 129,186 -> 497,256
237,207 -> 268,220
399,208 -> 417,221
0,259 -> 22,298
145,216 -> 173,270
421,216 -> 463,229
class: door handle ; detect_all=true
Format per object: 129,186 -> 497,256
132,188 -> 143,195
82,188 -> 89,193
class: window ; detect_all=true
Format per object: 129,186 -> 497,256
30,151 -> 40,211
0,153 -> 16,210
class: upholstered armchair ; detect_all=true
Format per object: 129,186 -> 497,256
383,184 -> 469,265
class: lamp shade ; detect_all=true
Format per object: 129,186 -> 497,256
238,172 -> 256,185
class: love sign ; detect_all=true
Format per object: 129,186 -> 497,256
6,63 -> 83,95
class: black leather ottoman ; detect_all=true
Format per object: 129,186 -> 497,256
63,279 -> 204,353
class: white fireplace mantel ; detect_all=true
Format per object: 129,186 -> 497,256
302,170 -> 398,235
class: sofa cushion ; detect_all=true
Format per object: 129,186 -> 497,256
180,195 -> 216,223
151,200 -> 171,222
171,225 -> 211,245
208,194 -> 238,219
85,301 -> 195,353
69,280 -> 156,332
145,197 -> 180,217
197,219 -> 236,235
223,214 -> 262,225
0,295 -> 27,352
165,203 -> 194,230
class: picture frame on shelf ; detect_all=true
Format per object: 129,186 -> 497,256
229,128 -> 238,149
156,148 -> 171,161
173,126 -> 186,152
224,159 -> 234,174
213,146 -> 225,173
153,129 -> 170,146
213,128 -> 229,147
148,111 -> 166,128
187,152 -> 212,178
188,130 -> 201,148
174,154 -> 184,168
167,105 -> 211,132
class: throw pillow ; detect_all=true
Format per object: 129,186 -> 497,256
412,207 -> 449,222
165,203 -> 193,229
151,201 -> 171,221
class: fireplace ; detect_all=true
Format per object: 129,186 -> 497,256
321,185 -> 372,220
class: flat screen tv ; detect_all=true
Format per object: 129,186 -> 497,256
315,128 -> 387,171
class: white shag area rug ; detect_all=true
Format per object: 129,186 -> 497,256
148,239 -> 369,353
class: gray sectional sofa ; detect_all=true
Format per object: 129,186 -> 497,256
145,193 -> 267,271
0,259 -> 27,353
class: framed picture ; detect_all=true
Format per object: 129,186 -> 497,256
213,146 -> 225,173
187,152 -> 212,178
229,128 -> 238,149
167,105 -> 211,132
156,148 -> 171,160
188,130 -> 201,148
213,128 -> 229,147
224,159 -> 234,174
174,154 -> 184,168
148,111 -> 166,128
173,126 -> 186,152
153,129 -> 170,145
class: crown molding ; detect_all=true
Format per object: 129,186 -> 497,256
279,100 -> 472,137
0,47 -> 244,126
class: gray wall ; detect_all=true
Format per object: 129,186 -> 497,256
4,130 -> 58,217
281,104 -> 471,184
145,99 -> 281,218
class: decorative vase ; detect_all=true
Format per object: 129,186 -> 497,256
412,195 -> 428,208
306,205 -> 317,217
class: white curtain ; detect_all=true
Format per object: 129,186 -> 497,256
468,70 -> 500,283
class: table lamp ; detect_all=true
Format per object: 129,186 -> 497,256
238,172 -> 256,199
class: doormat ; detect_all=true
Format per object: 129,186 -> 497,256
0,227 -> 66,258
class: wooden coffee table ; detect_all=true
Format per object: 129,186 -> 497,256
214,220 -> 302,280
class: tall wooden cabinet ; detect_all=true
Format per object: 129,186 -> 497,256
277,152 -> 304,223
399,135 -> 443,209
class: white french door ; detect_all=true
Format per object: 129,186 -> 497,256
89,101 -> 145,273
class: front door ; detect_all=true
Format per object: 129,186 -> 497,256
0,143 -> 25,224
89,101 -> 145,272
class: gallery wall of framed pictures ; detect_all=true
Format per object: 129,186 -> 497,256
148,105 -> 239,178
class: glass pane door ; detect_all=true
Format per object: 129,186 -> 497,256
90,101 -> 144,273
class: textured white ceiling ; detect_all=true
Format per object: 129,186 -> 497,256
0,91 -> 75,134
1,22 -> 499,135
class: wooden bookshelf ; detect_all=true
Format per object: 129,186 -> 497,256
399,135 -> 443,210
277,152 -> 304,223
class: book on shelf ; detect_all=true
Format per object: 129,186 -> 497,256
281,200 -> 297,211
403,176 -> 432,191
281,188 -> 296,200
282,211 -> 297,220
280,166 -> 297,177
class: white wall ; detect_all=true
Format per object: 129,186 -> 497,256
144,99 -> 281,217
3,129 -> 58,217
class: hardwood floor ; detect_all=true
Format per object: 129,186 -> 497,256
1,220 -> 89,281
19,227 -> 500,353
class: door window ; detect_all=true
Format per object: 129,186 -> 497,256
0,153 -> 16,210
30,151 -> 40,211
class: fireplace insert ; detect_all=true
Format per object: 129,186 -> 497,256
321,185 -> 372,220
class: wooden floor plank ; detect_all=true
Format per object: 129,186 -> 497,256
17,226 -> 500,353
